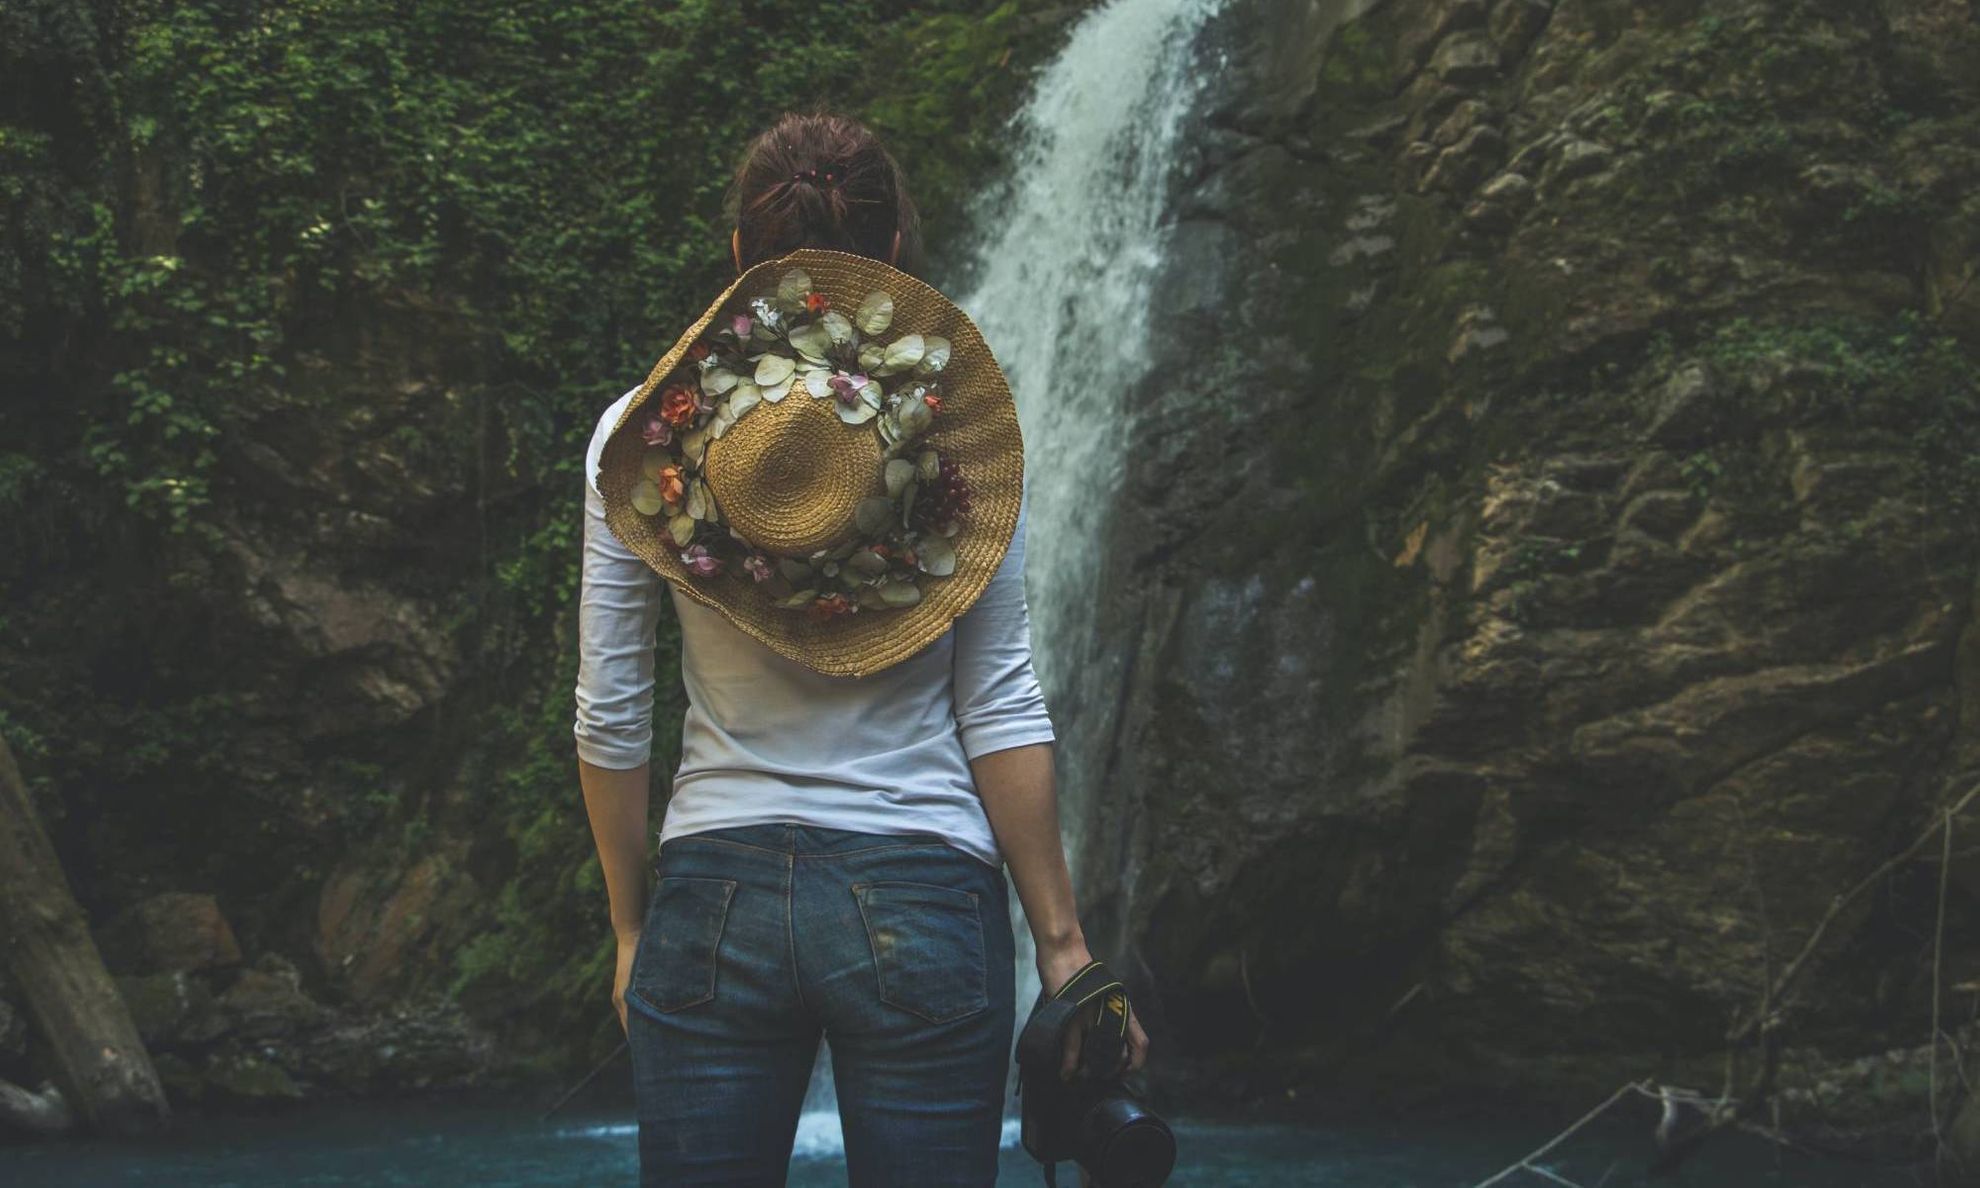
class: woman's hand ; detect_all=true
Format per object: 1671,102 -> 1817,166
1037,941 -> 1150,1081
613,927 -> 641,1034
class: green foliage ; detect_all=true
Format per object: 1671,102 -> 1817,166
1652,310 -> 1980,526
1,0 -> 1063,1070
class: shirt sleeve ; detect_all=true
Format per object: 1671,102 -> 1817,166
573,396 -> 667,770
951,483 -> 1056,761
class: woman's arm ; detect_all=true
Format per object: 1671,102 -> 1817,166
973,743 -> 1148,1078
955,489 -> 1148,1075
574,397 -> 668,1031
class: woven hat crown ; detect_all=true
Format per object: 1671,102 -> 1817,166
597,248 -> 1024,678
705,391 -> 884,557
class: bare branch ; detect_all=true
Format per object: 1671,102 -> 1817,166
1468,1081 -> 1648,1188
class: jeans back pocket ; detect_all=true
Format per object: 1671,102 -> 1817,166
853,880 -> 989,1024
630,875 -> 737,1015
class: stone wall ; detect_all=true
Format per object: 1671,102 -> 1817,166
1076,0 -> 1980,1135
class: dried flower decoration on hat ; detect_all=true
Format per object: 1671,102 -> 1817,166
629,265 -> 973,620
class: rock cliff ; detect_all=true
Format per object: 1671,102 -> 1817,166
1073,0 -> 1980,1136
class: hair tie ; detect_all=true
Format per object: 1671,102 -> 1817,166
790,166 -> 839,188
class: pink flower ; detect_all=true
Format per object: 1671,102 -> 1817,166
827,371 -> 869,407
743,553 -> 774,583
641,410 -> 673,446
680,543 -> 724,576
731,314 -> 753,338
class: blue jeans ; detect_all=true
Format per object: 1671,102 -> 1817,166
627,822 -> 1017,1186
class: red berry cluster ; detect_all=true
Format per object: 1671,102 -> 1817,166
915,456 -> 973,532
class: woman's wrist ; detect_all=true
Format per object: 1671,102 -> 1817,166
1034,928 -> 1095,994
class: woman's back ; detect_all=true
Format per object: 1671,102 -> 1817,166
576,385 -> 1053,868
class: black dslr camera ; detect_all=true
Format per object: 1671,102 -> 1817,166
1015,958 -> 1175,1187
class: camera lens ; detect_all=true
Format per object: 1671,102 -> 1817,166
1080,1094 -> 1177,1186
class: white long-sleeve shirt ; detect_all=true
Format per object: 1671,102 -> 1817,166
575,387 -> 1055,869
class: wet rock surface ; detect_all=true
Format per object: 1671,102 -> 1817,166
26,893 -> 495,1113
1074,0 -> 1980,1139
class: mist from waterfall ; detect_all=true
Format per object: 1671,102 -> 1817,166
790,0 -> 1225,1156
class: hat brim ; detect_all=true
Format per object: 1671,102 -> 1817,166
598,248 -> 1024,679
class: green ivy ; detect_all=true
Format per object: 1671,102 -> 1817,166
1,0 -> 1071,1070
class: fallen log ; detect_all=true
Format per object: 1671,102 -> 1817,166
0,1075 -> 75,1135
0,735 -> 169,1136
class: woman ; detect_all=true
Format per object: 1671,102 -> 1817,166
574,110 -> 1149,1186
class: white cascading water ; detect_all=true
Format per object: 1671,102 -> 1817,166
787,0 -> 1226,1158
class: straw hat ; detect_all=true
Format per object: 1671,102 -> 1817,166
597,247 -> 1024,678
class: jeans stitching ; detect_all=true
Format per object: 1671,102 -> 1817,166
853,881 -> 989,1025
663,834 -> 987,863
628,876 -> 736,1015
786,852 -> 808,1016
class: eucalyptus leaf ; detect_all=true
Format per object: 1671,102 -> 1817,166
788,321 -> 833,362
900,479 -> 918,528
754,354 -> 795,386
856,290 -> 895,336
728,388 -> 762,421
777,268 -> 813,304
685,478 -> 706,520
884,458 -> 916,497
858,343 -> 886,373
760,377 -> 794,403
827,538 -> 860,561
641,448 -> 672,480
917,449 -> 940,482
668,513 -> 696,548
879,579 -> 922,607
835,400 -> 879,425
803,368 -> 834,399
632,478 -> 665,516
856,585 -> 889,610
877,333 -> 925,376
822,310 -> 855,344
854,496 -> 895,537
913,336 -> 952,375
777,588 -> 819,608
702,368 -> 739,396
777,558 -> 815,584
858,380 -> 883,408
915,535 -> 956,576
897,396 -> 934,437
847,549 -> 888,577
681,427 -> 709,465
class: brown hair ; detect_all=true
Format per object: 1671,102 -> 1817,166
726,110 -> 924,276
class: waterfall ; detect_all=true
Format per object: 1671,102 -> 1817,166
955,0 -> 1225,854
791,0 -> 1225,1157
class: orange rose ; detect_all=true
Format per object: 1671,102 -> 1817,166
807,592 -> 854,621
804,292 -> 830,314
657,464 -> 686,506
660,383 -> 700,429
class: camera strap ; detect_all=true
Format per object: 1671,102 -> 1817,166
1016,959 -> 1136,1186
